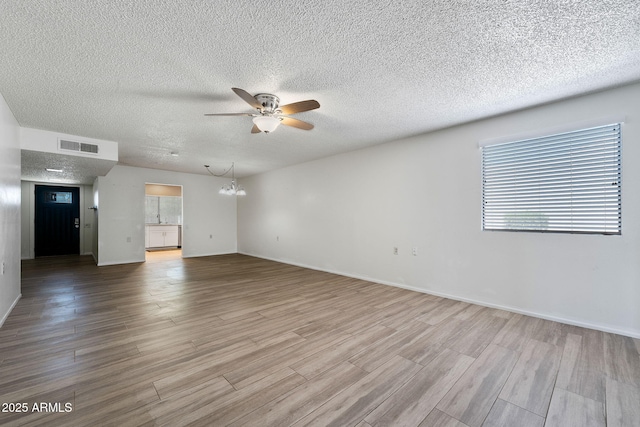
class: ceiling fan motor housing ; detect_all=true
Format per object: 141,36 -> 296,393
255,93 -> 280,113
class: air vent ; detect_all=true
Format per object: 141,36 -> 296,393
80,143 -> 99,154
59,139 -> 99,154
59,139 -> 80,151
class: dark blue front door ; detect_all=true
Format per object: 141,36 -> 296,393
35,185 -> 80,257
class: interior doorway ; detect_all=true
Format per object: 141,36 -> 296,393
144,183 -> 183,260
34,185 -> 80,257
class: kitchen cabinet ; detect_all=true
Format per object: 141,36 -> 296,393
146,225 -> 180,248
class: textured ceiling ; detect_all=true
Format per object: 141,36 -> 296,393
2,0 -> 640,180
21,150 -> 117,185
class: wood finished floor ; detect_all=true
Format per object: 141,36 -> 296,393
1,251 -> 639,426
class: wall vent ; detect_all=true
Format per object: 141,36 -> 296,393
59,139 -> 80,151
80,143 -> 99,154
59,139 -> 99,154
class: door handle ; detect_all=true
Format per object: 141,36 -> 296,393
74,218 -> 80,228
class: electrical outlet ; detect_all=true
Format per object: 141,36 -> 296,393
1,262 -> 4,275
412,247 -> 418,256
393,247 -> 398,255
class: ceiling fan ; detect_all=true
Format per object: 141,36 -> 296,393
205,88 -> 320,133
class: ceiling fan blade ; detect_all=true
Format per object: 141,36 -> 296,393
232,87 -> 262,110
204,113 -> 255,116
280,116 -> 314,130
278,100 -> 320,115
251,124 -> 262,134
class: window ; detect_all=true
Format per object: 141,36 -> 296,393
481,123 -> 621,235
145,195 -> 182,224
45,191 -> 73,204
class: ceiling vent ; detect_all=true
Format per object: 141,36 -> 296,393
80,142 -> 99,154
59,139 -> 99,155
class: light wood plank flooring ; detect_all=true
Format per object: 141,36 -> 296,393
1,251 -> 639,426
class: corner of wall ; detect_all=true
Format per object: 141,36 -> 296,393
0,92 -> 23,327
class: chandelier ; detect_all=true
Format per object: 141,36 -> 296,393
204,163 -> 246,196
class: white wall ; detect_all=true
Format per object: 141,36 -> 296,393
97,165 -> 237,266
91,178 -> 99,262
0,94 -> 21,327
20,181 -> 95,259
238,82 -> 640,338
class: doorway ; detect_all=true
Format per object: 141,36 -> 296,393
34,185 -> 80,257
144,183 -> 183,260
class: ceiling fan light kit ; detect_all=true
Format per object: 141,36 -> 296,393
205,88 -> 320,134
253,115 -> 281,133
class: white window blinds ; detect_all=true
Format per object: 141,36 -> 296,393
482,123 -> 621,235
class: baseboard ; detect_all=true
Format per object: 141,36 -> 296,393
238,251 -> 640,339
0,293 -> 22,329
97,258 -> 145,267
182,251 -> 237,259
24,254 -> 96,262
82,252 -> 98,265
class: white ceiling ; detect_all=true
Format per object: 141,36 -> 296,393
21,149 -> 117,184
2,0 -> 640,180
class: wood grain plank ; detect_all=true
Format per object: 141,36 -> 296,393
293,355 -> 422,427
436,344 -> 518,427
223,330 -> 351,389
379,302 -> 434,330
133,374 -> 234,426
291,324 -> 395,379
605,377 -> 640,427
498,339 -> 561,416
229,361 -> 367,427
530,318 -> 577,347
491,313 -> 541,352
444,309 -> 509,358
482,399 -> 544,427
365,348 -> 474,426
452,303 -> 484,321
400,317 -> 465,366
556,331 -> 606,402
416,299 -> 469,325
418,409 -> 469,427
545,388 -> 605,427
62,384 -> 159,427
556,333 -> 582,387
349,321 -> 433,372
154,367 -> 305,426
604,333 -> 640,388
